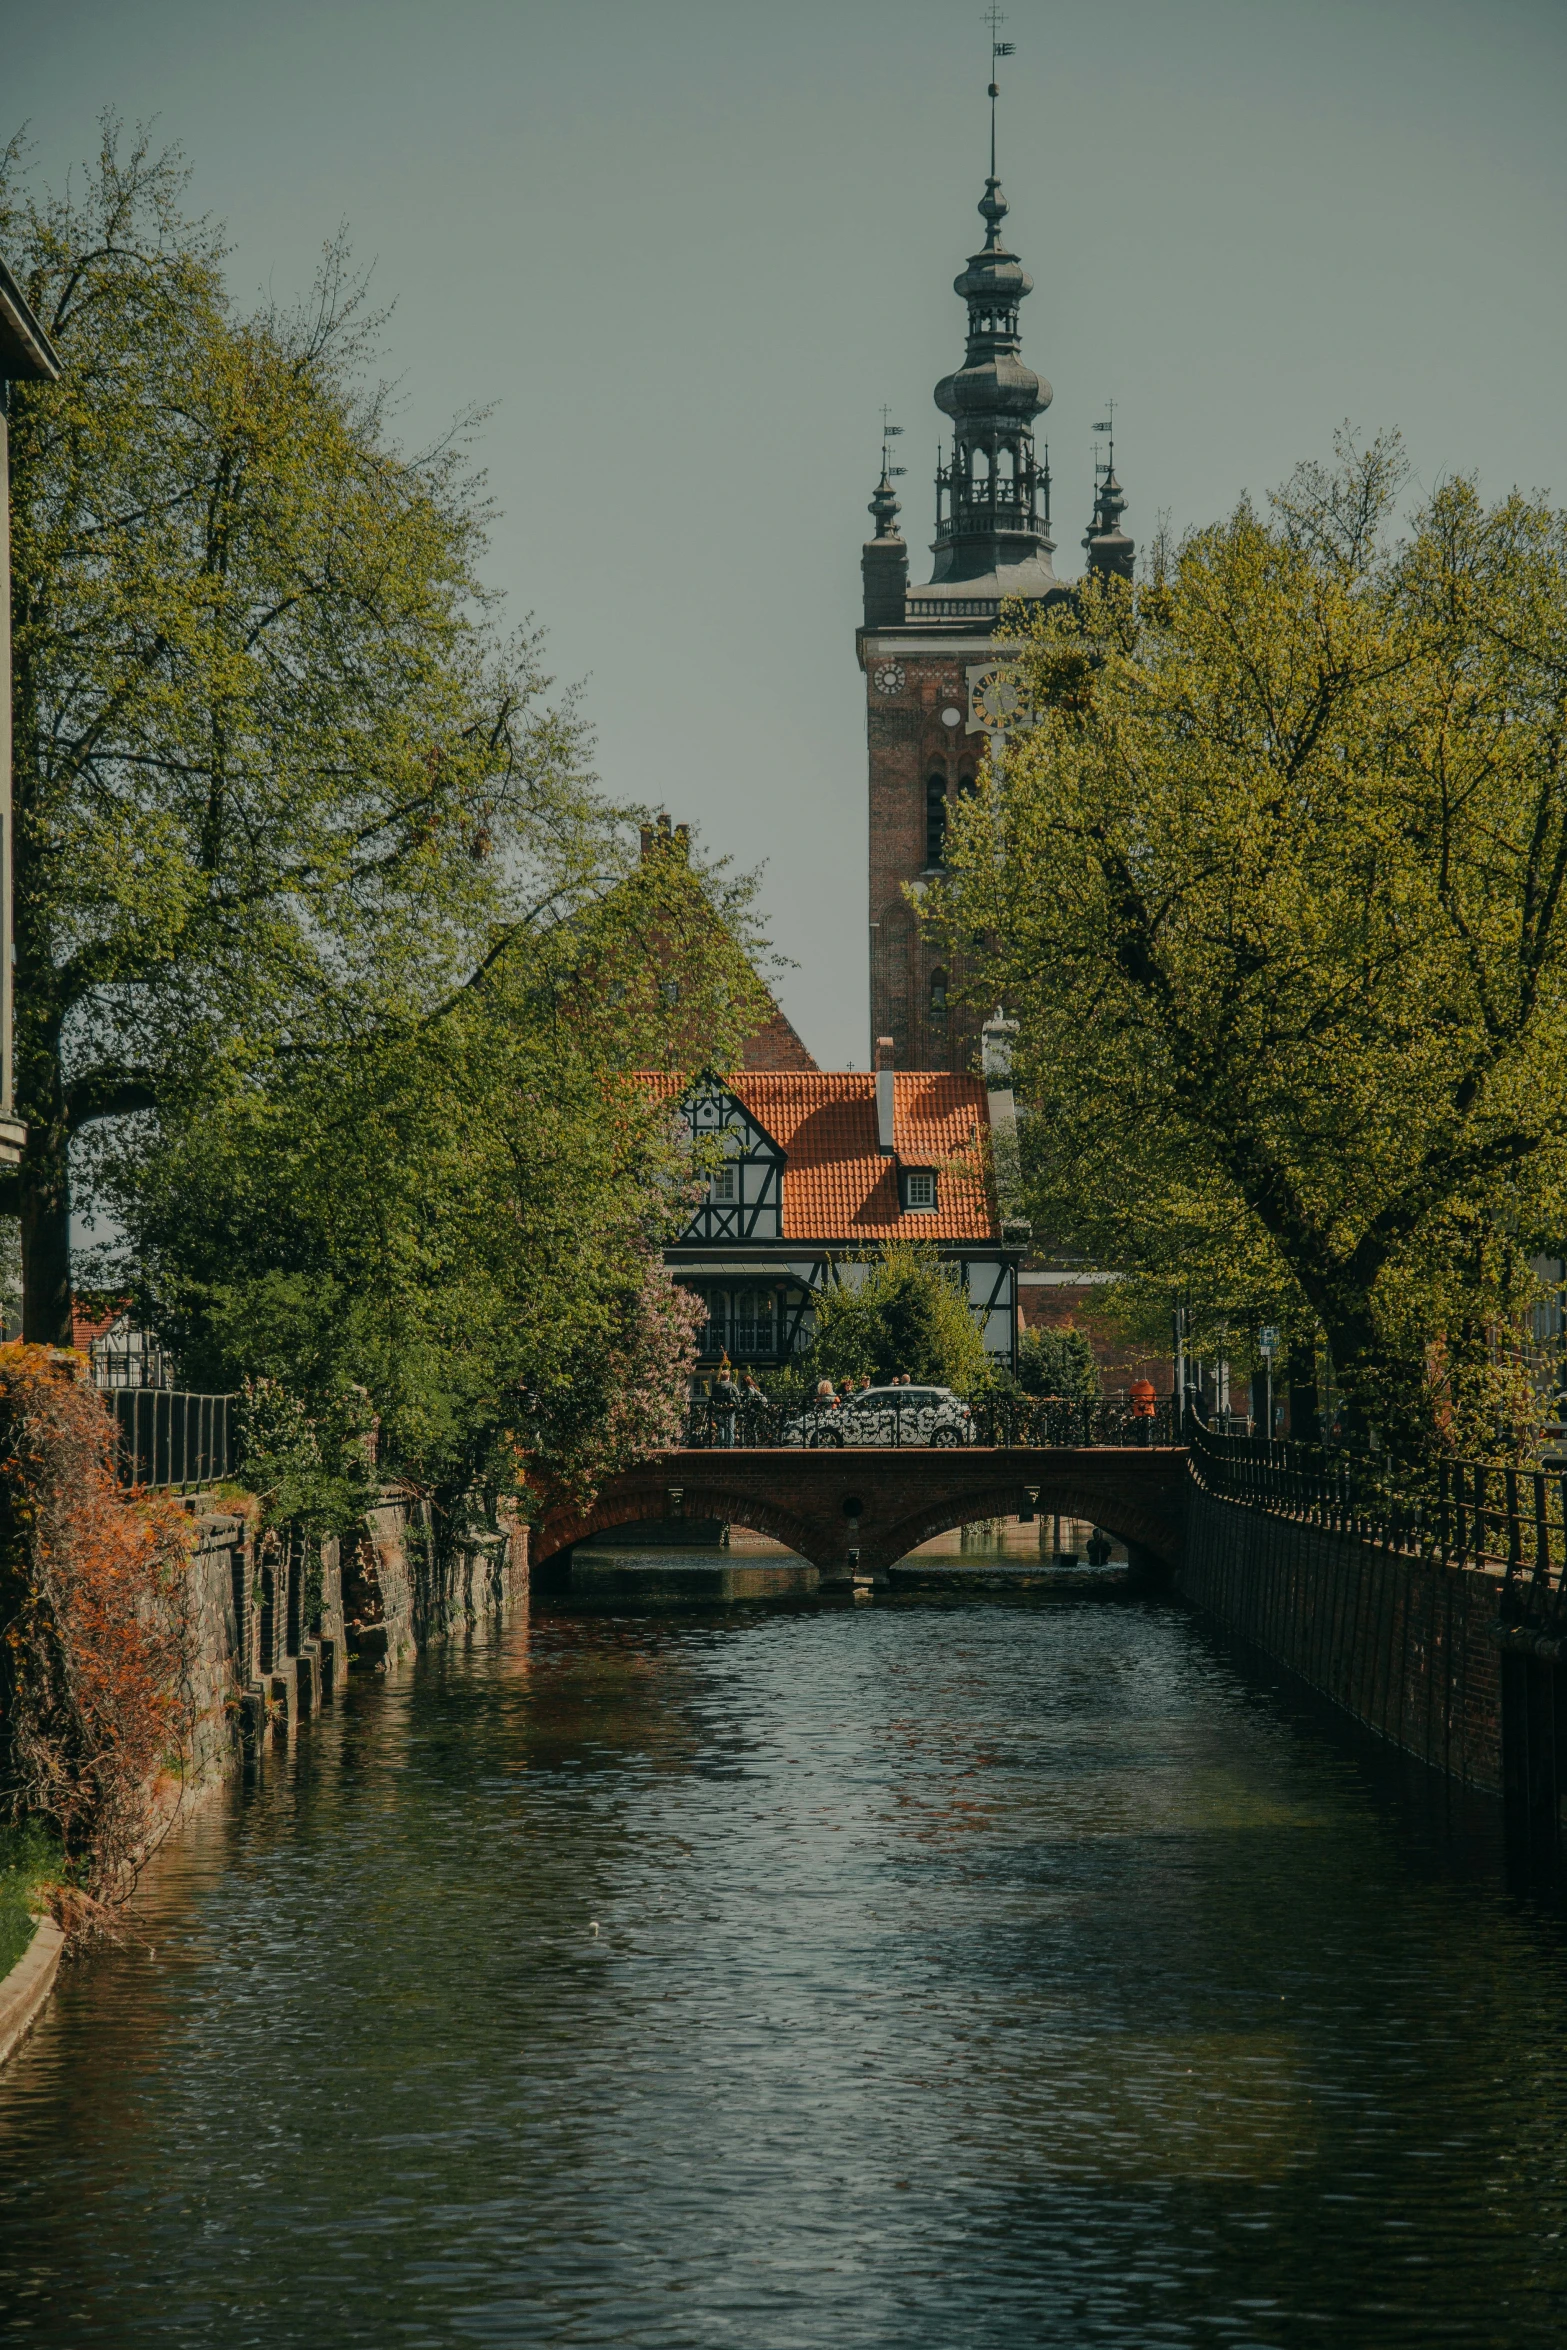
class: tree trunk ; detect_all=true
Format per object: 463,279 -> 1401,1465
20,1114 -> 73,1344
1285,1333 -> 1319,1445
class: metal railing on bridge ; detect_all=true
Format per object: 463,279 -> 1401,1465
679,1390 -> 1179,1451
1189,1424 -> 1567,1638
111,1388 -> 236,1493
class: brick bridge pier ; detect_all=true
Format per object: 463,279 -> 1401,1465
534,1447 -> 1188,1584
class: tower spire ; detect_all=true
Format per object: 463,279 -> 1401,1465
905,16 -> 1058,618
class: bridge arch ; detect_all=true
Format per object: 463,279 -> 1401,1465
871,1481 -> 1179,1576
532,1475 -> 821,1573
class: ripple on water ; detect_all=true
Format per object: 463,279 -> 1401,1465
0,1598 -> 1564,2348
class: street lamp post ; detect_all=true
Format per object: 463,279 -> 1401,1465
0,256 -> 62,1170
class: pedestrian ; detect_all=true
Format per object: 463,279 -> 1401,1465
1130,1376 -> 1157,1447
713,1354 -> 741,1448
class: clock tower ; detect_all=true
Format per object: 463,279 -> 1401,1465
857,81 -> 1069,1073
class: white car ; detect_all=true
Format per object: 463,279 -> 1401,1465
783,1386 -> 974,1448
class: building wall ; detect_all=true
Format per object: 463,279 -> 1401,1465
1179,1477 -> 1506,1791
865,654 -> 985,1073
742,1003 -> 818,1073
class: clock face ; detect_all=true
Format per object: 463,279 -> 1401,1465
969,667 -> 1022,731
873,663 -> 906,696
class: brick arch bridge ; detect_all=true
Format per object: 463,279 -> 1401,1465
534,1447 -> 1188,1582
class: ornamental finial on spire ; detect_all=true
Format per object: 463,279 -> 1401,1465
983,2 -> 1016,232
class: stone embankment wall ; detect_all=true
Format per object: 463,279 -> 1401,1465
1179,1477 -> 1506,1792
181,1493 -> 526,1788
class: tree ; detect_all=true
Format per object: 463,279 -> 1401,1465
1,121 -> 613,1338
96,833 -> 769,1514
1016,1322 -> 1100,1400
934,436 -> 1567,1451
801,1243 -> 991,1393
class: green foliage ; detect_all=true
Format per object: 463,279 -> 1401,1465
0,120 -> 617,1336
237,1378 -> 376,1536
1016,1323 -> 1101,1400
98,836 -> 765,1518
799,1244 -> 991,1395
0,1818 -> 61,1976
933,433 -> 1567,1454
0,118 -> 778,1503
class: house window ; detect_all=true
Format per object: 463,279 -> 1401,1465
711,1163 -> 737,1203
692,1287 -> 777,1360
904,1170 -> 937,1212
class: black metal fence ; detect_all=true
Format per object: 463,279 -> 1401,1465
679,1390 -> 1180,1451
111,1388 -> 235,1492
1189,1424 -> 1567,1637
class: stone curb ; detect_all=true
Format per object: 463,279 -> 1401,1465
0,1913 -> 65,2072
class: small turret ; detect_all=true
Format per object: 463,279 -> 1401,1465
861,421 -> 909,628
1083,427 -> 1135,585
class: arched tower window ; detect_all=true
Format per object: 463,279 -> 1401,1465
925,777 -> 948,869
929,967 -> 949,1021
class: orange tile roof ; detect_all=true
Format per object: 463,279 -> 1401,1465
638,1071 -> 999,1242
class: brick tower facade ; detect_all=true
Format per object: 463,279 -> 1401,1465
856,88 -> 1069,1074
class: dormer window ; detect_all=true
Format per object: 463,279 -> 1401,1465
711,1163 -> 737,1204
903,1169 -> 937,1213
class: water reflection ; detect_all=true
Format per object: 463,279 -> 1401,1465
1,1597 -> 1565,2347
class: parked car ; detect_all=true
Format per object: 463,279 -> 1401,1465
782,1386 -> 974,1448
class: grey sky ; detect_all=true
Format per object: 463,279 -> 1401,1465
8,0 -> 1566,1069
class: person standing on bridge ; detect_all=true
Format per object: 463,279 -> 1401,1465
713,1357 -> 741,1448
1130,1377 -> 1157,1446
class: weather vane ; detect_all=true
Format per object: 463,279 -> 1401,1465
1093,400 -> 1117,477
984,6 -> 1016,177
879,407 -> 906,477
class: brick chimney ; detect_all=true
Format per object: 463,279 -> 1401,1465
874,1036 -> 895,1152
639,812 -> 690,862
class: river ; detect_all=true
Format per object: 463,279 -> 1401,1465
2,1590 -> 1566,2347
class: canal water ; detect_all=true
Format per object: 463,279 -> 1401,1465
3,1594 -> 1566,2348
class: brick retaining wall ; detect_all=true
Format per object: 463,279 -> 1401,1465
182,1493 -> 526,1778
1180,1475 -> 1507,1792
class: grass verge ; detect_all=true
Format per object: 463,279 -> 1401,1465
0,1820 -> 63,1976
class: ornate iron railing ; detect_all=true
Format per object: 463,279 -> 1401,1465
678,1391 -> 1179,1452
111,1388 -> 235,1492
1188,1425 -> 1567,1638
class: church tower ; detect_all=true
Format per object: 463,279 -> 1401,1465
858,58 -> 1068,1073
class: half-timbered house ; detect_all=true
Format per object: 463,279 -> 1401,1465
639,1063 -> 1019,1374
